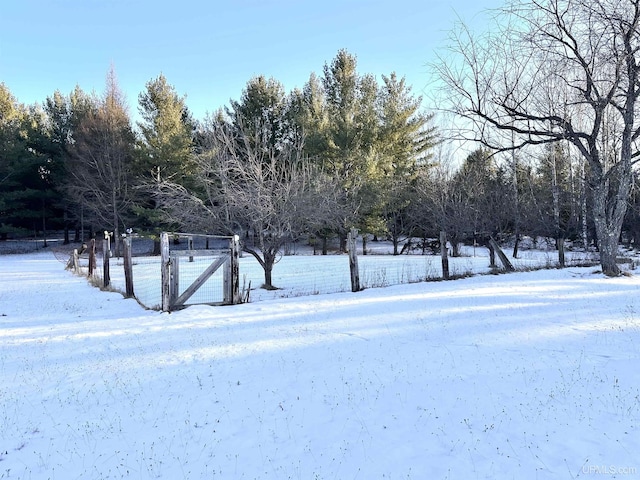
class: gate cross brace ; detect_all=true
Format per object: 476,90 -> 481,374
172,254 -> 230,308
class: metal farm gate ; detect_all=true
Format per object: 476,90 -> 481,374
160,232 -> 241,312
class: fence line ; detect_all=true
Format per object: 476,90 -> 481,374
67,233 -> 241,310
67,234 -> 600,309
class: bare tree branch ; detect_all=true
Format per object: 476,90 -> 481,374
434,0 -> 640,275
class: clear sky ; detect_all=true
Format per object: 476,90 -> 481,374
1,0 -> 501,122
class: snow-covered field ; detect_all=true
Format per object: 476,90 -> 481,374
1,249 -> 640,479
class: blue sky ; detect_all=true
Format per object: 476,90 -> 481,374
2,0 -> 501,122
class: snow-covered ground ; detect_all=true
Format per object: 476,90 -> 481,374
1,250 -> 640,479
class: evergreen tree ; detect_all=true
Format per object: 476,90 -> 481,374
136,74 -> 195,234
228,75 -> 291,156
295,72 -> 328,159
0,83 -> 26,238
0,84 -> 59,241
47,86 -> 96,241
320,49 -> 379,248
137,74 -> 194,183
67,68 -> 136,252
43,87 -> 93,242
322,49 -> 375,184
536,143 -> 576,239
375,73 -> 437,253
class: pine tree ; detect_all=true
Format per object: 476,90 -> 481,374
228,75 -> 291,157
67,68 -> 136,252
320,50 -> 380,248
0,84 -> 56,241
0,83 -> 25,238
295,72 -> 328,159
135,74 -> 195,235
322,49 -> 375,184
137,74 -> 194,183
374,73 -> 437,252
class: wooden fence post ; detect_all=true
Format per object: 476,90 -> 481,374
488,241 -> 496,268
161,232 -> 170,312
557,237 -> 565,268
224,235 -> 241,304
88,238 -> 96,277
170,255 -> 180,307
123,235 -> 134,297
103,236 -> 110,288
489,237 -> 515,272
440,231 -> 450,280
348,227 -> 360,292
231,235 -> 240,303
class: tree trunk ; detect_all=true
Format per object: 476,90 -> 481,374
591,166 -> 630,276
593,203 -> 624,276
88,238 -> 96,276
451,241 -> 460,257
103,238 -> 110,288
597,229 -> 621,276
262,250 -> 276,289
581,167 -> 590,250
264,267 -> 273,289
112,187 -> 120,257
511,133 -> 520,259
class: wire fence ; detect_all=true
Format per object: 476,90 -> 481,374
66,235 -> 601,309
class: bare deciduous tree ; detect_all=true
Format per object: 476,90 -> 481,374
436,0 -> 640,275
153,114 -> 345,289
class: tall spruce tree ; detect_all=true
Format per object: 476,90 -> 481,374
137,74 -> 194,183
136,74 -> 194,234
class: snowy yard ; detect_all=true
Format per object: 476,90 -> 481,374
1,250 -> 640,479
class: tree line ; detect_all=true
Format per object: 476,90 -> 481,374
2,34 -> 640,282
